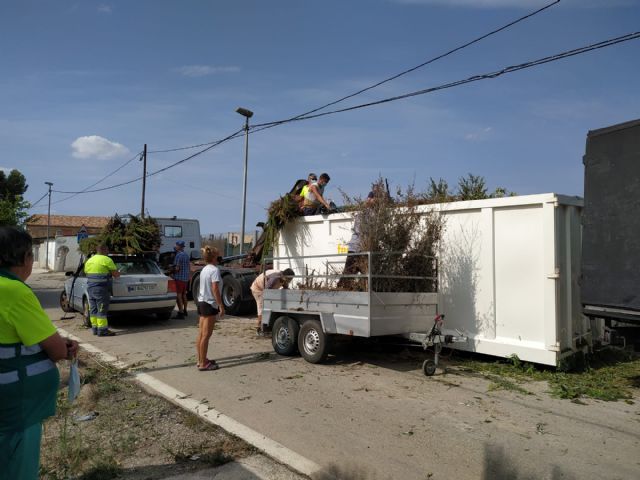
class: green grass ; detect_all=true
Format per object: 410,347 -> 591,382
458,349 -> 640,401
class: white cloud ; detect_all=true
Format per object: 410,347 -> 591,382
97,4 -> 112,14
175,65 -> 241,77
0,166 -> 12,173
71,135 -> 130,160
464,126 -> 493,141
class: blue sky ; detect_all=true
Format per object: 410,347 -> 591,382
2,0 -> 639,234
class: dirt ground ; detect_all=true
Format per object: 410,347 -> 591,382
40,352 -> 256,480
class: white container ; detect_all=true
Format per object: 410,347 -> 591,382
276,193 -> 585,366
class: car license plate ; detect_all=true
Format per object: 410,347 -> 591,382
128,284 -> 155,292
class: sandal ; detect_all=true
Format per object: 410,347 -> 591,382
198,360 -> 219,371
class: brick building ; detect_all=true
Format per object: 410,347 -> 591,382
25,214 -> 109,241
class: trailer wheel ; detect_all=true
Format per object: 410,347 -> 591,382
82,297 -> 92,328
298,319 -> 330,364
422,359 -> 436,376
60,289 -> 74,313
272,316 -> 299,356
222,275 -> 242,316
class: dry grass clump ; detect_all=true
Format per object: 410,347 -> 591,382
342,178 -> 443,293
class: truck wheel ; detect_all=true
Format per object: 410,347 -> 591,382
222,275 -> 242,316
60,289 -> 74,313
82,297 -> 92,328
190,275 -> 200,301
298,319 -> 330,364
272,316 -> 299,356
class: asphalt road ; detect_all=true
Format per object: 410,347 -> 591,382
34,272 -> 640,480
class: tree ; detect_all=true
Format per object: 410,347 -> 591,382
425,177 -> 452,203
0,169 -> 30,226
457,173 -> 488,200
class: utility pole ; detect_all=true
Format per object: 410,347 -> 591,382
141,144 -> 147,218
44,181 -> 53,270
235,107 -> 253,255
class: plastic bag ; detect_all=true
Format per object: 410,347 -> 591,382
68,358 -> 81,403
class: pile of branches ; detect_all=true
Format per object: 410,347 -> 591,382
79,214 -> 161,255
262,193 -> 301,258
343,178 -> 443,293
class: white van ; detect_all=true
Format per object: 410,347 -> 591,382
155,217 -> 202,259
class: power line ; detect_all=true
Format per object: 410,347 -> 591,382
146,1 -> 560,154
52,151 -> 143,204
44,30 -> 640,199
249,0 -> 560,135
27,191 -> 49,210
53,128 -> 244,195
251,31 -> 640,128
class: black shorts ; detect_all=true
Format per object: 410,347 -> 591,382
197,301 -> 219,317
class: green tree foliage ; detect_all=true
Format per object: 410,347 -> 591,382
425,177 -> 452,202
0,169 -> 30,226
79,214 -> 161,255
457,173 -> 488,200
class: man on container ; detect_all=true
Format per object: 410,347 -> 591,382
302,173 -> 332,216
172,240 -> 190,318
84,244 -> 120,337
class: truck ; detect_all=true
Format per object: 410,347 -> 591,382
581,118 -> 640,330
156,217 -> 261,315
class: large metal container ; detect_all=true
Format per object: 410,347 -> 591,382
582,118 -> 640,324
275,193 -> 584,366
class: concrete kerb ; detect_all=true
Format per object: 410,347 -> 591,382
59,328 -> 320,478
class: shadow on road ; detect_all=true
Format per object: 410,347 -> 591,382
140,350 -> 296,374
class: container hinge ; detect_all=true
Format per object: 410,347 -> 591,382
547,342 -> 560,352
547,268 -> 560,280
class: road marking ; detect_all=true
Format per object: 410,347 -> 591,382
59,328 -> 320,478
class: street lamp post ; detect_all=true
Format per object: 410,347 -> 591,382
44,181 -> 53,270
236,107 -> 253,255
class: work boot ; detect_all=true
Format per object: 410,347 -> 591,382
182,310 -> 188,317
97,329 -> 116,337
91,327 -> 98,335
174,311 -> 185,319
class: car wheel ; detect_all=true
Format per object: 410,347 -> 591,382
298,319 -> 330,364
59,289 -> 74,313
272,316 -> 300,356
82,297 -> 92,328
222,275 -> 242,316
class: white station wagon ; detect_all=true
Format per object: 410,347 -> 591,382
60,254 -> 177,325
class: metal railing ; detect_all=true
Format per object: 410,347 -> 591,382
262,251 -> 438,293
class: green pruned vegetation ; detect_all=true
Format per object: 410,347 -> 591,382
263,193 -> 301,258
457,349 -> 640,401
79,214 -> 161,255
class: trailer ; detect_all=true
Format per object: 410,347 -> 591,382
262,251 -> 467,374
264,193 -> 585,367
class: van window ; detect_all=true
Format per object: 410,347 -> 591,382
164,226 -> 183,238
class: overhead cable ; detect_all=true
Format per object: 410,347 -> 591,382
147,0 -> 560,153
27,191 -> 49,210
250,0 -> 560,134
51,151 -> 143,205
46,30 -> 640,198
53,129 -> 244,195
251,31 -> 640,128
